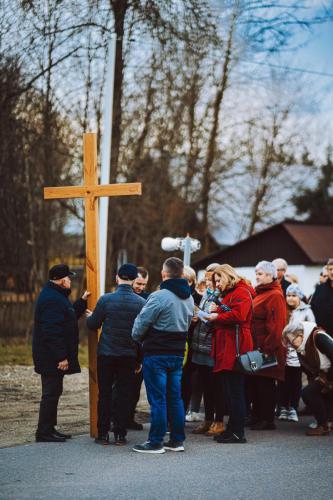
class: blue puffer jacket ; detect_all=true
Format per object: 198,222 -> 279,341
32,282 -> 87,375
87,284 -> 146,358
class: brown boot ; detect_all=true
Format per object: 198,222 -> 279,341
192,420 -> 212,434
306,424 -> 330,436
206,421 -> 224,436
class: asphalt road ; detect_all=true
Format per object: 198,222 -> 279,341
1,419 -> 332,500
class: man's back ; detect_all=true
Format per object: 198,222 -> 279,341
132,278 -> 194,356
87,284 -> 145,357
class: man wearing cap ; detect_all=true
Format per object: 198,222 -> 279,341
33,264 -> 90,442
87,263 -> 146,445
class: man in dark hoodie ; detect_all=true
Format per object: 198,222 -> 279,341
132,257 -> 194,454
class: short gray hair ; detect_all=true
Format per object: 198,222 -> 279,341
281,322 -> 304,347
272,258 -> 288,271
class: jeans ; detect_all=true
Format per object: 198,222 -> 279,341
37,374 -> 64,435
220,371 -> 246,437
143,355 -> 185,445
97,355 -> 136,436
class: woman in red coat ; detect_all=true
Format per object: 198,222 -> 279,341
207,264 -> 255,444
248,260 -> 287,430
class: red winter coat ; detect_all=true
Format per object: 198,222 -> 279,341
253,280 -> 287,381
211,280 -> 255,373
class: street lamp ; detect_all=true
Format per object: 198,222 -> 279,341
161,234 -> 201,266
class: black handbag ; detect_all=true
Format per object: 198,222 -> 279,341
234,324 -> 278,374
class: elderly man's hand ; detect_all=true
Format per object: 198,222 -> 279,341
82,291 -> 91,301
58,359 -> 69,371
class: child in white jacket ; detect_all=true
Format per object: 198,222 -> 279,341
278,284 -> 315,422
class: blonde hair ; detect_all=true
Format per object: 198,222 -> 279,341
183,265 -> 196,285
213,264 -> 243,290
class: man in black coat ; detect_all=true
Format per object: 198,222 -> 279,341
33,264 -> 89,442
311,258 -> 333,337
87,263 -> 145,445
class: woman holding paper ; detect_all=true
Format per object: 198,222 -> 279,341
207,264 -> 255,444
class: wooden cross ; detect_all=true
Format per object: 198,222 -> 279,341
44,132 -> 142,437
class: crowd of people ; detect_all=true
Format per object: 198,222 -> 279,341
32,256 -> 333,453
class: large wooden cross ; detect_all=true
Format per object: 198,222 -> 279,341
44,132 -> 142,437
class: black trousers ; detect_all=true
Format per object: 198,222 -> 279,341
128,371 -> 143,422
279,366 -> 302,410
37,374 -> 64,435
181,355 -> 203,413
97,355 -> 136,436
248,376 -> 277,423
220,371 -> 246,437
302,380 -> 333,426
195,363 -> 226,421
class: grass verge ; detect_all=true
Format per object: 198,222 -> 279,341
0,339 -> 89,367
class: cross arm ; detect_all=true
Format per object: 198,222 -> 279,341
44,182 -> 142,200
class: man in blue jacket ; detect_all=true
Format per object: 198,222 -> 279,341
33,263 -> 89,443
132,257 -> 194,454
87,263 -> 145,445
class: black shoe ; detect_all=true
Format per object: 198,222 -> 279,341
52,428 -> 72,439
127,421 -> 144,431
114,434 -> 127,446
36,432 -> 66,443
213,429 -> 232,441
132,441 -> 165,454
216,432 -> 247,444
94,433 -> 110,445
163,440 -> 185,452
250,421 -> 276,430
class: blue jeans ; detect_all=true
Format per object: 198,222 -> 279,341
143,355 -> 185,445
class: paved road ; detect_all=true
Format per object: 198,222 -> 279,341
1,419 -> 332,500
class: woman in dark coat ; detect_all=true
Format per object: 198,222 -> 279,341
248,260 -> 287,430
207,264 -> 255,444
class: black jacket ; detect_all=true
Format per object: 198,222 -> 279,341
87,284 -> 146,358
32,282 -> 87,375
311,280 -> 333,337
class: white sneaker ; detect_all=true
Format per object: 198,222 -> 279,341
191,412 -> 203,422
185,411 -> 194,422
278,407 -> 288,421
287,408 -> 298,422
308,421 -> 318,429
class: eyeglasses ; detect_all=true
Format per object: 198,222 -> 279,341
288,335 -> 302,347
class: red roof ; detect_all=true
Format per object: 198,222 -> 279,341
284,223 -> 333,264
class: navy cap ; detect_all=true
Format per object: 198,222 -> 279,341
117,263 -> 138,281
49,264 -> 76,280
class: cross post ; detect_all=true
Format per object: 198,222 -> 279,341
44,132 -> 141,436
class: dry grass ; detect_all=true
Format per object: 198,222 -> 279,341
0,339 -> 89,367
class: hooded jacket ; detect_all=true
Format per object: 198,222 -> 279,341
297,321 -> 333,380
253,279 -> 287,381
211,280 -> 255,372
286,302 -> 315,367
132,278 -> 194,357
